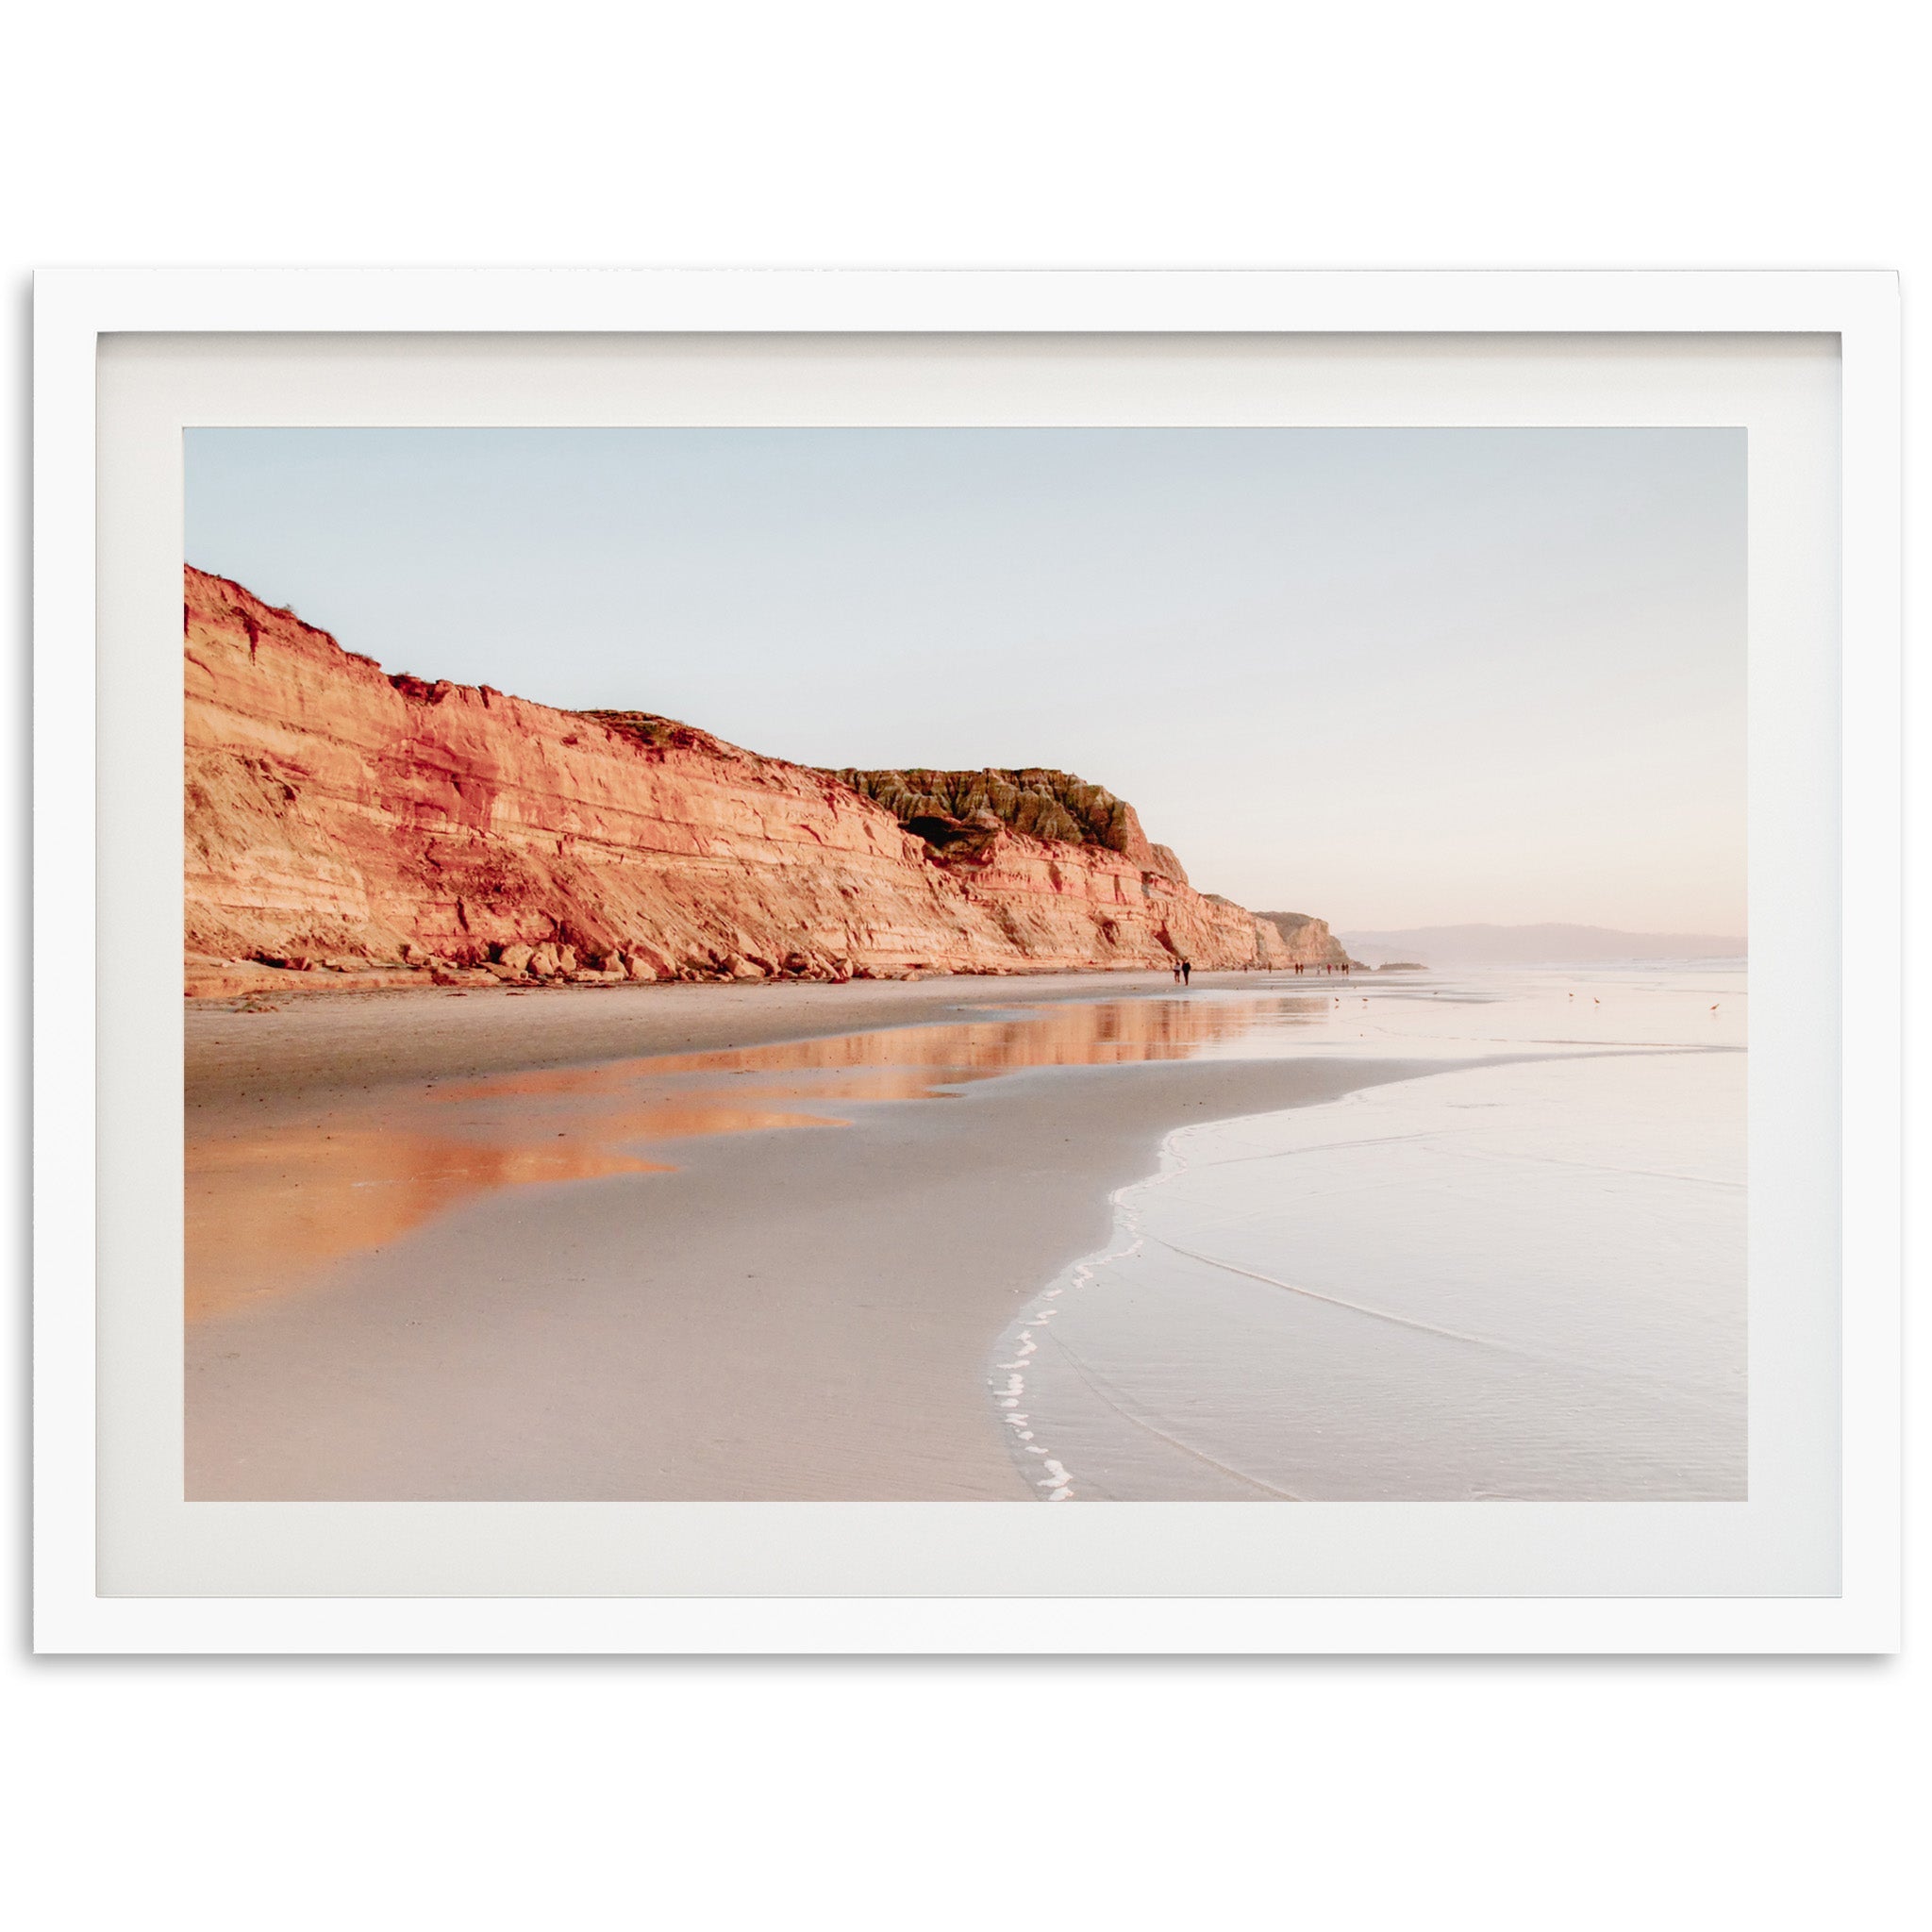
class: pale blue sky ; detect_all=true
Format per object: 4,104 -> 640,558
186,426 -> 1745,932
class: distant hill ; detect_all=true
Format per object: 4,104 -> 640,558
1340,923 -> 1747,967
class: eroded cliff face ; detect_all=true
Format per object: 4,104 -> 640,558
184,567 -> 1322,995
1254,911 -> 1359,970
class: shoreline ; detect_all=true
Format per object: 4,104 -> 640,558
990,1043 -> 1747,1501
186,968 -> 1318,1114
185,979 -> 1479,1499
181,963 -> 1736,1503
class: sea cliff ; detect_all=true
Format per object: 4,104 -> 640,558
1254,911 -> 1358,971
184,567 -> 1341,995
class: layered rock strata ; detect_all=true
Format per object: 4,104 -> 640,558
184,566 -> 1333,996
1253,911 -> 1360,970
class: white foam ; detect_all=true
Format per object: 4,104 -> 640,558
988,970 -> 1746,1502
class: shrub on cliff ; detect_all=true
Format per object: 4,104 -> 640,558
832,767 -> 1141,856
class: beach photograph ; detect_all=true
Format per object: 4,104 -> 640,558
182,425 -> 1746,1503
22,9 -> 1919,1923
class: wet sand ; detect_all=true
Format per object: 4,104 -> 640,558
188,970 -> 1229,1111
185,973 -> 1461,1500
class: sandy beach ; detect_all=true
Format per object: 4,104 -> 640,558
187,966 -> 1744,1501
186,971 -> 1456,1500
191,970 -> 1234,1108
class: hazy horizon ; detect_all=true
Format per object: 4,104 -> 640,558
186,426 -> 1746,932
1338,922 -> 1747,968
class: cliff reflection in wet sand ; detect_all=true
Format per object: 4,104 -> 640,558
186,994 -> 1317,1320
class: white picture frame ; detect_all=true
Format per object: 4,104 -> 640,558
34,269 -> 1901,1654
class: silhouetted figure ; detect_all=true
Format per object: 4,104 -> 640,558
1180,959 -> 1191,986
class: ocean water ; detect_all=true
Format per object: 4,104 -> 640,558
990,968 -> 1747,1501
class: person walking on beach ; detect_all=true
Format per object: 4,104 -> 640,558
1180,958 -> 1191,986
1173,960 -> 1182,984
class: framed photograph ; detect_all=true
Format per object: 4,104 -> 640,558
34,270 -> 1900,1653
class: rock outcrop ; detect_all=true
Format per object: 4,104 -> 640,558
1253,911 -> 1361,969
184,566 -> 1322,995
833,767 -> 1191,885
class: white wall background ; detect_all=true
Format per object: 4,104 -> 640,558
3,5 -> 1922,1929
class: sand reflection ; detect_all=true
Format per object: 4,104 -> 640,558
188,1100 -> 844,1320
188,994 -> 1303,1319
472,994 -> 1301,1095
